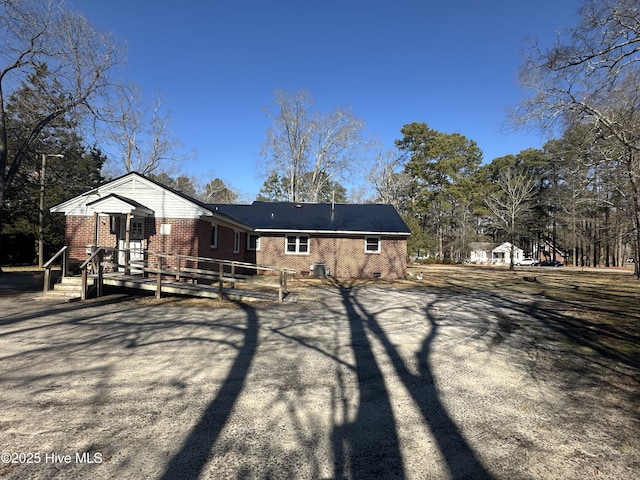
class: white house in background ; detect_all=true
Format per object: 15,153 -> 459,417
469,242 -> 524,265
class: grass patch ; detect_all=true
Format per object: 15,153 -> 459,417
406,264 -> 640,367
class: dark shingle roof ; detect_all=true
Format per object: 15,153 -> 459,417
210,201 -> 410,235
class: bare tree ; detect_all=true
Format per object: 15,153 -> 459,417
367,148 -> 413,211
261,90 -> 312,202
516,0 -> 640,276
0,0 -> 121,264
485,169 -> 537,269
261,89 -> 365,202
101,82 -> 181,176
308,106 -> 365,202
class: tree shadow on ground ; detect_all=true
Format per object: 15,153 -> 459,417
481,290 -> 640,416
161,302 -> 258,480
340,281 -> 493,479
461,285 -> 640,375
0,295 -> 260,479
332,281 -> 405,479
334,283 -> 492,479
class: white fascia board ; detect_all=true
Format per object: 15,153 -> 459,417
254,229 -> 410,236
87,196 -> 154,216
50,189 -> 99,213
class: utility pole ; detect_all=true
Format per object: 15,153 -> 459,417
38,153 -> 63,268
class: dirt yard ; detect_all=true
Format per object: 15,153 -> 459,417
0,266 -> 638,479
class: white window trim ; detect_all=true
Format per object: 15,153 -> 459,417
247,234 -> 260,251
210,224 -> 218,249
233,231 -> 241,253
365,236 -> 381,254
285,235 -> 310,255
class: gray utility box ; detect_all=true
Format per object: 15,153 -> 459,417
311,264 -> 327,278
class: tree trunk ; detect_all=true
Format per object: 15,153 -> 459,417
509,239 -> 515,270
625,153 -> 640,279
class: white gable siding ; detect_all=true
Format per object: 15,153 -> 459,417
89,196 -> 138,214
52,174 -> 210,219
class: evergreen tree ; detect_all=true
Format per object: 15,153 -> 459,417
1,71 -> 106,263
397,122 -> 482,260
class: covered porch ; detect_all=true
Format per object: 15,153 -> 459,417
85,193 -> 155,272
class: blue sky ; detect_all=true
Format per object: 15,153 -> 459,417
68,0 -> 580,200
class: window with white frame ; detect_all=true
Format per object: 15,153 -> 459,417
286,235 -> 309,254
365,236 -> 381,253
233,231 -> 241,253
248,234 -> 260,251
210,224 -> 218,248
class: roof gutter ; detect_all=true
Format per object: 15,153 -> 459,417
201,211 -> 253,231
254,228 -> 411,236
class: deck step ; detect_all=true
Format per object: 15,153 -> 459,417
36,291 -> 81,302
40,275 -> 93,301
53,283 -> 83,293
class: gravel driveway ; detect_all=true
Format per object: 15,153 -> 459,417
0,274 -> 638,479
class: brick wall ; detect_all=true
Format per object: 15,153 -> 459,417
65,216 -> 117,260
63,216 -> 407,278
256,234 -> 407,279
197,223 -> 255,263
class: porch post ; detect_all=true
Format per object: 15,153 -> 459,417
231,262 -> 236,289
93,212 -> 99,248
81,267 -> 87,301
124,213 -> 131,274
218,261 -> 224,300
156,256 -> 162,299
97,249 -> 103,298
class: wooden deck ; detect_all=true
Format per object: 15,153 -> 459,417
44,247 -> 297,303
99,273 -> 297,302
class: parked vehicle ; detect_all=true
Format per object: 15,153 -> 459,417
517,258 -> 539,266
539,260 -> 563,267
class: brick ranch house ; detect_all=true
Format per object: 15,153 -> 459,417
50,172 -> 411,279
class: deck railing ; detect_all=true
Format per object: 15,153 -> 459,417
137,251 -> 295,302
42,245 -> 68,293
53,247 -> 294,302
79,246 -> 119,300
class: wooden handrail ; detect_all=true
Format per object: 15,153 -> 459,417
42,246 -> 68,293
152,251 -> 296,275
138,250 -> 294,302
80,247 -> 107,300
43,245 -> 68,269
73,246 -> 294,302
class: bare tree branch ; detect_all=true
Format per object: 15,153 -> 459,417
261,89 -> 365,202
0,0 -> 122,240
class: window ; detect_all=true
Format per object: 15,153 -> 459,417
130,218 -> 144,240
365,236 -> 381,253
233,231 -> 241,253
210,224 -> 218,248
286,235 -> 309,254
248,234 -> 260,251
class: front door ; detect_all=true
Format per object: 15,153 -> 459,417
118,217 -> 145,273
